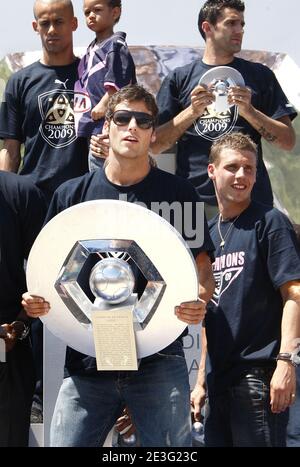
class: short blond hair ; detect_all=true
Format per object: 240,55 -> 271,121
209,132 -> 257,165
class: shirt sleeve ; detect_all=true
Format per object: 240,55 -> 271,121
260,66 -> 297,121
104,42 -> 136,91
44,186 -> 67,225
259,211 -> 300,288
156,70 -> 183,126
44,176 -> 86,225
180,181 -> 215,260
18,182 -> 47,258
0,74 -> 24,141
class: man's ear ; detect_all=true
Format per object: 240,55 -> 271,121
150,130 -> 156,144
207,163 -> 216,180
32,20 -> 38,34
103,120 -> 110,135
202,21 -> 212,37
72,16 -> 78,32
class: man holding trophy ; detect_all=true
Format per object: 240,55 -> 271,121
153,0 -> 296,215
22,84 -> 215,447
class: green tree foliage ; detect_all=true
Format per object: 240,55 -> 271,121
263,116 -> 300,222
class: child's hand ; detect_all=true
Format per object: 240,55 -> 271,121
91,102 -> 106,121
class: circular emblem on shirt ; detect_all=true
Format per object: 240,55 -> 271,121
38,89 -> 77,148
193,104 -> 239,142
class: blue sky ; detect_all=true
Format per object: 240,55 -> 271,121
1,0 -> 299,66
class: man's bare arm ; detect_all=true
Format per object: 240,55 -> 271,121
244,112 -> 295,150
191,324 -> 208,421
0,139 -> 21,172
270,280 -> 300,413
189,251 -> 214,418
151,85 -> 214,155
195,251 -> 215,303
278,281 -> 300,353
175,251 -> 214,325
228,86 -> 296,150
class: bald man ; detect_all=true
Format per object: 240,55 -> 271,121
33,0 -> 75,66
0,0 -> 88,203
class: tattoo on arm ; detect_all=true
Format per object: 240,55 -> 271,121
258,126 -> 277,143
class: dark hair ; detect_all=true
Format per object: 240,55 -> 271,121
209,132 -> 257,165
198,0 -> 245,40
106,84 -> 158,124
107,0 -> 122,23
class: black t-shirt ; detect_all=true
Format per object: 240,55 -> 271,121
206,201 -> 300,395
45,167 -> 215,375
0,60 -> 89,202
157,57 -> 297,206
0,171 -> 46,324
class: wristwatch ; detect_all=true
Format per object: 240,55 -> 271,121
276,351 -> 300,367
11,321 -> 30,341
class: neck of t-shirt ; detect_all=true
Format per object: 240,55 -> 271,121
105,160 -> 152,187
202,49 -> 236,67
40,51 -> 77,67
219,200 -> 251,222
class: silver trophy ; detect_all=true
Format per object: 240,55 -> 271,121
199,66 -> 245,114
26,200 -> 199,361
89,257 -> 135,305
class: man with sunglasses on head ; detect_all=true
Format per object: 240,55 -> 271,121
22,84 -> 215,447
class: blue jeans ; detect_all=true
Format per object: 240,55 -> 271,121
205,367 -> 288,447
286,366 -> 300,446
50,341 -> 191,447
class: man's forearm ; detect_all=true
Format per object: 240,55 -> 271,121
279,281 -> 300,352
0,140 -> 21,171
280,301 -> 300,352
151,106 -> 197,155
152,85 -> 214,155
196,325 -> 207,386
241,108 -> 295,151
196,252 -> 215,304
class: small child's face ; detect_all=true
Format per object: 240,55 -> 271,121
83,1 -> 119,33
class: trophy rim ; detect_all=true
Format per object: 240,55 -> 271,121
27,200 -> 199,358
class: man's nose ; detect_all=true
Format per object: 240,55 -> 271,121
48,23 -> 57,34
128,117 -> 138,130
236,166 -> 246,177
236,22 -> 244,34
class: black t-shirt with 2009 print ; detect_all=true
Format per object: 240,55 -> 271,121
0,60 -> 88,202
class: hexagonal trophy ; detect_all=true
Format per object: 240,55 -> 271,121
26,200 -> 199,361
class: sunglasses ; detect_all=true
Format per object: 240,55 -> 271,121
111,110 -> 155,129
